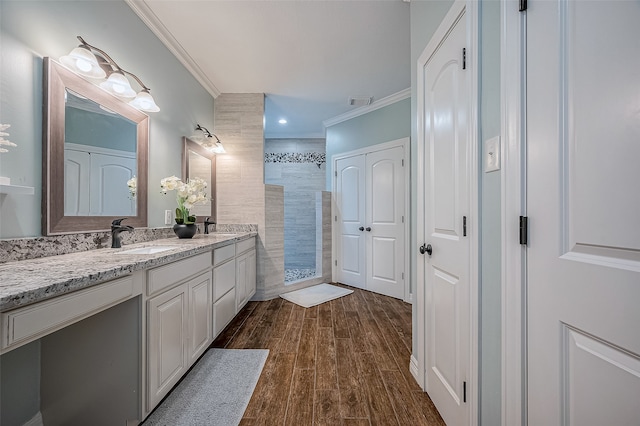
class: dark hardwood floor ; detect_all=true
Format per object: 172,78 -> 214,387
212,283 -> 445,425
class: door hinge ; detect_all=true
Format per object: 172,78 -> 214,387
519,0 -> 527,12
463,216 -> 467,237
463,381 -> 467,403
335,170 -> 337,177
402,215 -> 405,223
335,215 -> 337,222
335,260 -> 337,266
401,272 -> 404,280
519,216 -> 528,245
401,159 -> 404,167
462,48 -> 467,70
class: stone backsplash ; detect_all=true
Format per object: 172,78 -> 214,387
0,223 -> 258,264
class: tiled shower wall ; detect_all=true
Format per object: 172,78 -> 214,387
264,139 -> 326,270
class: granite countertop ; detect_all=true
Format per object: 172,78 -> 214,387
0,232 -> 256,312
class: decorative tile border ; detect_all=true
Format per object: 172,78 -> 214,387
264,152 -> 326,168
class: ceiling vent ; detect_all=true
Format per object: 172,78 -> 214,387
348,96 -> 373,107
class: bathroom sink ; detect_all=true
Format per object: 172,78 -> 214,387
115,245 -> 179,255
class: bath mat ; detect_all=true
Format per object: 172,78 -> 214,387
143,348 -> 268,425
280,283 -> 353,308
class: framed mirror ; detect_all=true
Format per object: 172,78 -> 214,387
182,137 -> 216,223
42,58 -> 148,235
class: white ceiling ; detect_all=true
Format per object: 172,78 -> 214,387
127,0 -> 411,138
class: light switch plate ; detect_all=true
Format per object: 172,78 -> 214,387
485,136 -> 500,173
164,210 -> 172,225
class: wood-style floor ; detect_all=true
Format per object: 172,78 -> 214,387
212,283 -> 445,425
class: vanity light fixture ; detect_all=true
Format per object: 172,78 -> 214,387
278,118 -> 287,124
193,124 -> 226,154
60,36 -> 160,113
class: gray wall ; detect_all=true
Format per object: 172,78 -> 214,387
0,0 -> 215,239
479,1 -> 502,424
325,98 -> 410,191
265,138 -> 326,270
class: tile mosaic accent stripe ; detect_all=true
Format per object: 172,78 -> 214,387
264,152 -> 326,168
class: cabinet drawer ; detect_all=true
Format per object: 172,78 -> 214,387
2,275 -> 136,352
236,237 -> 255,255
213,244 -> 235,266
214,288 -> 236,337
147,252 -> 210,296
213,259 -> 236,301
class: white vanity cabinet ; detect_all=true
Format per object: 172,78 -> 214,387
0,233 -> 259,423
146,252 -> 212,410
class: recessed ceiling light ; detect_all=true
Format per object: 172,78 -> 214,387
278,119 -> 287,124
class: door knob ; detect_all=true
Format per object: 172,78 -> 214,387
359,226 -> 365,231
419,244 -> 433,256
366,227 -> 371,232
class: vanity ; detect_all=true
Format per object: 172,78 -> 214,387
0,232 -> 256,425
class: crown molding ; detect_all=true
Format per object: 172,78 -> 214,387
124,0 -> 221,98
323,88 -> 410,128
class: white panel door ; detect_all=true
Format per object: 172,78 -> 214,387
89,153 -> 136,216
64,149 -> 90,216
420,7 -> 469,426
527,1 -> 640,424
335,155 -> 366,288
366,146 -> 405,299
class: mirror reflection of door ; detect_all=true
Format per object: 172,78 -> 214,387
187,150 -> 212,217
63,89 -> 137,216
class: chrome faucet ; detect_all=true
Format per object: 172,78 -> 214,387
204,217 -> 216,234
111,218 -> 134,248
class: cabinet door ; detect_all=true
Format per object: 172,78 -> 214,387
246,249 -> 256,301
236,253 -> 248,310
147,284 -> 187,409
236,249 -> 256,310
187,272 -> 212,364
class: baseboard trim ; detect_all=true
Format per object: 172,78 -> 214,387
22,412 -> 43,426
410,354 -> 422,390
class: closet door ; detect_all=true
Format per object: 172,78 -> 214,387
89,153 -> 136,216
335,155 -> 366,288
366,146 -> 405,299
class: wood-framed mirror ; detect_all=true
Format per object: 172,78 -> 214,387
42,58 -> 148,235
182,137 -> 216,223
